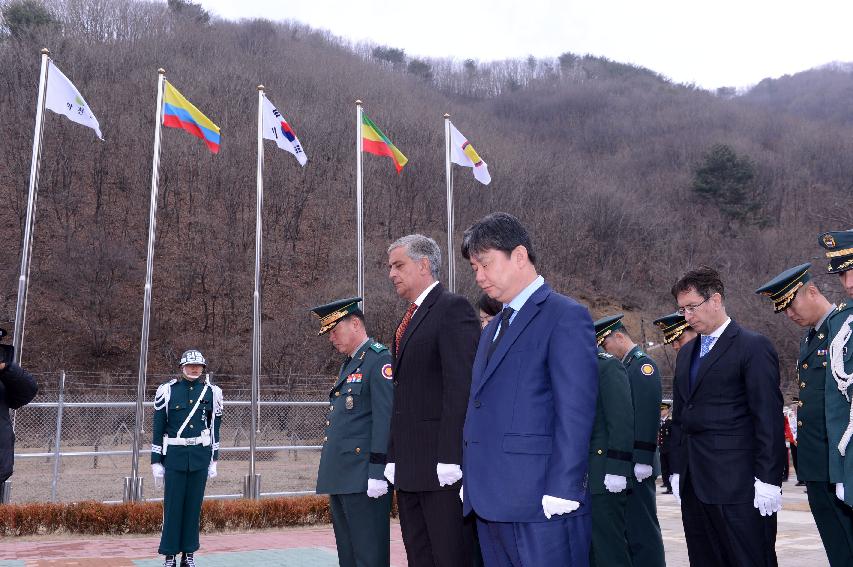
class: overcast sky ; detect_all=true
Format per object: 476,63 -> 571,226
196,0 -> 853,90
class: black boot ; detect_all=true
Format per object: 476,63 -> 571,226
163,556 -> 176,567
180,552 -> 196,567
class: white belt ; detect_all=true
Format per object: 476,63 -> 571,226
164,430 -> 211,447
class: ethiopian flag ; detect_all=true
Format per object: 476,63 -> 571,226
162,80 -> 221,154
362,112 -> 408,173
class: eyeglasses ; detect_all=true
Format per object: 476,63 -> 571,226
677,296 -> 710,316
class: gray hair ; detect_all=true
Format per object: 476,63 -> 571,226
388,234 -> 442,280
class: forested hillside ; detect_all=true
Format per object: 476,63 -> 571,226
1,0 -> 851,391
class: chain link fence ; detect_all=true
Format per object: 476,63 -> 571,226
10,371 -> 333,504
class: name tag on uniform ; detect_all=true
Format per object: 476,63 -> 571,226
347,373 -> 363,383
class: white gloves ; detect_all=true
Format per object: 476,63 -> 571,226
753,478 -> 782,516
634,463 -> 653,482
367,478 -> 389,498
437,463 -> 463,486
604,474 -> 627,493
541,495 -> 580,519
384,463 -> 395,485
837,483 -> 845,502
152,463 -> 165,488
207,461 -> 217,479
670,474 -> 681,504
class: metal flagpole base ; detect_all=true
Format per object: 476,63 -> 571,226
0,481 -> 11,504
243,474 -> 261,499
122,476 -> 144,502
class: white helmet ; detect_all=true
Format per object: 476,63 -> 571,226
180,349 -> 206,367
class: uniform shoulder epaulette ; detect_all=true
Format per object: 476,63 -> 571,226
153,379 -> 177,410
838,302 -> 848,312
370,342 -> 388,353
597,351 -> 613,359
635,350 -> 647,358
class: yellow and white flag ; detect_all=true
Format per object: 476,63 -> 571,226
45,60 -> 103,140
449,121 -> 490,185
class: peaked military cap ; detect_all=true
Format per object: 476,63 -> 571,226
310,297 -> 362,335
660,400 -> 673,409
593,314 -> 625,346
754,263 -> 812,313
653,312 -> 691,345
818,230 -> 853,274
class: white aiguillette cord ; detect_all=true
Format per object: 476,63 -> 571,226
832,315 -> 853,455
175,382 -> 210,440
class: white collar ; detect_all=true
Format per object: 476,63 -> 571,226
413,281 -> 439,308
705,317 -> 731,339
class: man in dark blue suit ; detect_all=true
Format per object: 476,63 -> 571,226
670,266 -> 785,567
461,212 -> 599,566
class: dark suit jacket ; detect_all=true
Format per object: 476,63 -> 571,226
387,283 -> 480,492
670,320 -> 785,505
462,283 -> 598,522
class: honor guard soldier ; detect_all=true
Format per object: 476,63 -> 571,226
653,312 -> 697,353
595,314 -> 665,567
658,401 -> 674,494
819,229 -> 853,299
588,345 -> 635,567
755,262 -> 853,565
310,297 -> 394,567
151,350 -> 223,567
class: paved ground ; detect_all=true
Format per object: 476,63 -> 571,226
0,480 -> 827,566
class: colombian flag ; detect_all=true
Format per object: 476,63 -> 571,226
162,81 -> 221,153
362,112 -> 407,173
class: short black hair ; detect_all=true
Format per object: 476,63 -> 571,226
341,312 -> 365,326
461,212 -> 536,265
671,266 -> 725,300
477,293 -> 503,317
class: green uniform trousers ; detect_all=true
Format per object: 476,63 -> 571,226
626,476 -> 665,567
159,468 -> 208,555
807,481 -> 853,566
329,491 -> 392,567
591,491 -> 630,567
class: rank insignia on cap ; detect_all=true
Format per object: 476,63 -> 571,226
382,364 -> 393,380
818,230 -> 853,273
641,363 -> 654,376
309,297 -> 363,335
754,263 -> 812,313
346,373 -> 363,383
593,314 -> 625,347
653,312 -> 691,345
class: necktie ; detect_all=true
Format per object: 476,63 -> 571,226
487,307 -> 515,361
395,303 -> 418,355
806,328 -> 817,344
699,335 -> 716,358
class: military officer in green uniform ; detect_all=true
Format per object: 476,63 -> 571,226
310,297 -> 394,567
818,231 -> 853,511
596,314 -> 665,567
653,312 -> 697,353
151,349 -> 223,567
755,262 -> 853,565
588,338 -> 635,567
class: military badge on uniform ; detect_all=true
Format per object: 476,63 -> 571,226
641,363 -> 654,376
382,364 -> 393,380
347,373 -> 363,383
345,395 -> 354,410
824,234 -> 837,248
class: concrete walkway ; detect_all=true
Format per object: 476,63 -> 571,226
0,480 -> 827,566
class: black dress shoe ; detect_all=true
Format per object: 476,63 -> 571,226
795,481 -> 806,486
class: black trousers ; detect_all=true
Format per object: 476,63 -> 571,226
806,481 -> 853,566
660,453 -> 672,488
398,488 -> 471,567
681,472 -> 777,567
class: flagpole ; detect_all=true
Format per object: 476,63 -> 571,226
128,68 -> 166,502
247,84 -> 265,499
444,114 -> 455,293
356,100 -> 364,308
13,48 -> 51,364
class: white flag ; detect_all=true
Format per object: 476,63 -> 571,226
262,95 -> 307,166
449,121 -> 490,185
44,60 -> 103,140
